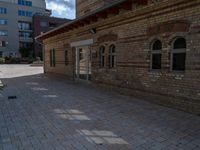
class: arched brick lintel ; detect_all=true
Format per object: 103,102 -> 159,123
147,20 -> 190,37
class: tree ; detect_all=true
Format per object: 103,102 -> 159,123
19,48 -> 30,58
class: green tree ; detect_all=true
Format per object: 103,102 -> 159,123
19,48 -> 30,58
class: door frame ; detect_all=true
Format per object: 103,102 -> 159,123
75,46 -> 91,81
71,39 -> 93,82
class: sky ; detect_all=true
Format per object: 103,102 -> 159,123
45,0 -> 76,19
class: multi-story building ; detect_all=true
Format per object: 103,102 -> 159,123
0,0 -> 47,57
33,14 -> 70,58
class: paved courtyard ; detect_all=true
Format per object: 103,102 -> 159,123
0,65 -> 200,150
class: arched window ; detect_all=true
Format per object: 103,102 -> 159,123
172,37 -> 186,71
108,44 -> 116,68
99,46 -> 105,68
151,40 -> 162,70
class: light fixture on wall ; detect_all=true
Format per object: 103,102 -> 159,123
90,28 -> 96,34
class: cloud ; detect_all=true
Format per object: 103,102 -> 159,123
46,0 -> 75,19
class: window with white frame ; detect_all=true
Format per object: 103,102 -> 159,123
0,8 -> 6,14
99,46 -> 105,68
18,22 -> 32,30
19,31 -> 31,38
18,0 -> 32,7
0,19 -> 7,25
151,40 -> 162,70
171,37 -> 186,71
0,41 -> 6,47
0,30 -> 8,36
108,44 -> 116,68
18,10 -> 32,17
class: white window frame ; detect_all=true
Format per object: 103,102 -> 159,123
171,37 -> 186,72
99,46 -> 105,68
108,44 -> 116,68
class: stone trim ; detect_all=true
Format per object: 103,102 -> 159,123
70,39 -> 94,47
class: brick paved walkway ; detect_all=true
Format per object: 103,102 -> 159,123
0,65 -> 200,150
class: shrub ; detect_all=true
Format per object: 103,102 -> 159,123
5,56 -> 12,64
19,48 -> 30,58
11,58 -> 21,64
0,58 -> 5,64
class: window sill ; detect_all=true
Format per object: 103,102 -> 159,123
149,70 -> 162,74
169,71 -> 185,75
148,70 -> 185,78
166,71 -> 185,79
98,68 -> 117,72
108,68 -> 117,72
149,69 -> 161,72
98,67 -> 106,70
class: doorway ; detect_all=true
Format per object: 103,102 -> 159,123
75,46 -> 91,81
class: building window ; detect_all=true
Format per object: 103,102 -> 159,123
0,30 -> 8,36
19,42 -> 32,49
49,22 -> 57,28
18,0 -> 32,7
65,50 -> 68,65
18,10 -> 32,17
19,31 -> 32,38
50,49 -> 56,67
172,37 -> 186,71
99,46 -> 105,68
18,22 -> 32,30
79,48 -> 84,60
40,21 -> 48,27
0,41 -> 6,47
151,40 -> 162,70
108,44 -> 116,68
0,8 -> 7,14
0,19 -> 7,25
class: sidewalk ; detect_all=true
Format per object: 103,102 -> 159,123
0,65 -> 199,150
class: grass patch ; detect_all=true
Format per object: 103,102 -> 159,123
0,58 -> 5,64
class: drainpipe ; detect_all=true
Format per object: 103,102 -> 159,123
35,39 -> 46,74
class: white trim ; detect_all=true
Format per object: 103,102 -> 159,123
70,39 -> 93,47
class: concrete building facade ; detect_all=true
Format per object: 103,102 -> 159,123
37,0 -> 200,114
0,0 -> 47,57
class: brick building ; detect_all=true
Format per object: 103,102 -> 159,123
33,14 -> 70,58
37,0 -> 200,114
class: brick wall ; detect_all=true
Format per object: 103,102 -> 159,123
76,0 -> 122,17
76,0 -> 104,17
33,15 -> 69,57
43,0 -> 200,114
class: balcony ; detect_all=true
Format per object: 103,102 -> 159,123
18,29 -> 32,32
19,37 -> 33,43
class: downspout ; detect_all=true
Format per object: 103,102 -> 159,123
35,39 -> 46,74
